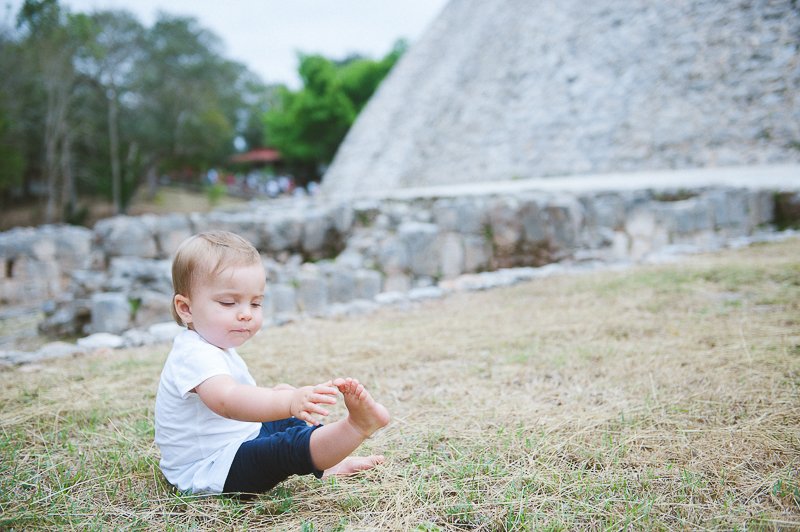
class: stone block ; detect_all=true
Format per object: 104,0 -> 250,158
267,283 -> 297,315
131,290 -> 173,327
264,211 -> 304,253
625,207 -> 669,259
90,292 -> 131,334
36,341 -> 87,361
301,209 -> 332,258
383,273 -> 411,293
78,332 -> 125,350
94,215 -> 158,259
544,197 -> 583,250
463,235 -> 492,273
203,211 -> 267,250
107,257 -> 172,294
148,322 -> 184,343
439,232 -> 465,279
355,270 -> 382,300
377,235 -> 409,275
432,197 -> 486,234
674,199 -> 713,235
487,197 -> 523,251
327,268 -> 357,303
152,213 -> 193,257
747,190 -> 775,228
398,222 -> 440,277
295,269 -> 328,315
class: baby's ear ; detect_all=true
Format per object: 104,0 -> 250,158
174,294 -> 192,325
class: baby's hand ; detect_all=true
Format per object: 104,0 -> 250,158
290,382 -> 338,425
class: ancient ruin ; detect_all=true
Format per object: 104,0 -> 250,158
322,0 -> 800,195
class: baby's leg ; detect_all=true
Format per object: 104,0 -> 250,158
308,378 -> 390,472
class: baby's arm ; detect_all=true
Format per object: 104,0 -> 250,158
195,375 -> 337,425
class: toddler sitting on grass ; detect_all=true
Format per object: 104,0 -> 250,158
155,230 -> 390,494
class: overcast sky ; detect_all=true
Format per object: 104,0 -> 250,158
3,0 -> 449,87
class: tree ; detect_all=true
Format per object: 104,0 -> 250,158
16,0 -> 93,223
130,14 -> 247,197
1,2 -> 276,225
78,10 -> 144,214
263,40 -> 406,184
0,21 -> 29,200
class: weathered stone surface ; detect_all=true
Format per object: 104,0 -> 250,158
295,268 -> 328,315
3,177 -> 800,345
326,267 -> 357,304
408,286 -> 445,301
263,211 -> 304,253
131,290 -> 173,327
152,213 -> 194,257
38,298 -> 91,337
78,332 -> 125,350
106,257 -> 172,294
376,235 -> 410,275
462,235 -> 492,273
439,233 -> 465,279
398,222 -> 440,277
267,283 -> 297,316
354,270 -> 383,300
90,292 -> 131,335
94,216 -> 158,259
0,225 -> 92,304
36,341 -> 87,360
200,211 -> 268,250
148,322 -> 184,343
383,273 -> 412,293
322,0 -> 800,195
122,328 -> 156,348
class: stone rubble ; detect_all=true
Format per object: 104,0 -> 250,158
1,178 -> 799,367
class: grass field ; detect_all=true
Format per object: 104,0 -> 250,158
1,237 -> 798,530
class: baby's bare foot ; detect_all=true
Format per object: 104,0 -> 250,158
335,378 -> 390,438
322,455 -> 386,478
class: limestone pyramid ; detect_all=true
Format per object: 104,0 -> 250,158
321,0 -> 799,196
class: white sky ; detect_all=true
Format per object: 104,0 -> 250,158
3,0 -> 449,87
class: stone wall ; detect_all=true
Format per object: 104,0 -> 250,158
2,183 -> 797,353
322,0 -> 800,195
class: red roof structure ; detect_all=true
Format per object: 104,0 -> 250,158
229,148 -> 282,164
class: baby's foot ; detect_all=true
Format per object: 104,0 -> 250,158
334,378 -> 390,438
322,455 -> 386,478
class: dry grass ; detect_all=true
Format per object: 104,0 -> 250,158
1,237 -> 798,530
0,186 -> 245,231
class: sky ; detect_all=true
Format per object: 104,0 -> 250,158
3,0 -> 450,87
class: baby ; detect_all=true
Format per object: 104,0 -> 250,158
154,230 -> 390,494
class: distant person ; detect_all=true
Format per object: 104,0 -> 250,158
155,231 -> 390,495
277,175 -> 290,194
266,179 -> 280,198
206,168 -> 218,185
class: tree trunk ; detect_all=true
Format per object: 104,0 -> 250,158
146,162 -> 159,201
108,87 -> 122,215
43,80 -> 69,224
60,126 -> 75,222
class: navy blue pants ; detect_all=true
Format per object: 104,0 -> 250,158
223,417 -> 324,494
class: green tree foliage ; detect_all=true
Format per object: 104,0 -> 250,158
0,24 -> 29,196
264,40 -> 406,184
0,0 -> 272,223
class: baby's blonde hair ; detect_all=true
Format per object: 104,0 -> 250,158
170,231 -> 262,325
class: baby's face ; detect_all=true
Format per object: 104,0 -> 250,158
186,262 -> 266,349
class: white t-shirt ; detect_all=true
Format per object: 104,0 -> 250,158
154,329 -> 261,494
